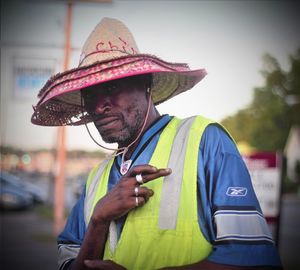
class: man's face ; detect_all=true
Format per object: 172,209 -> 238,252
82,76 -> 150,146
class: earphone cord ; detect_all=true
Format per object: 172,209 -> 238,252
81,87 -> 152,160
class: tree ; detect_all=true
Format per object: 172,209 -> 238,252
221,49 -> 300,152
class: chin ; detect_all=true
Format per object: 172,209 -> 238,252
101,132 -> 130,145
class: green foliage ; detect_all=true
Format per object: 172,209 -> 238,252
221,108 -> 253,143
221,49 -> 300,152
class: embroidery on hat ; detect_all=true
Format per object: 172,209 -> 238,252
108,41 -> 118,50
119,37 -> 127,45
96,42 -> 105,51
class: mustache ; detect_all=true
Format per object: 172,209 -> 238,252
90,113 -> 124,124
89,113 -> 122,121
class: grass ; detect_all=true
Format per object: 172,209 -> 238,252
34,204 -> 54,220
34,204 -> 70,220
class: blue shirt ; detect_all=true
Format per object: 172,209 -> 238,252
58,115 -> 282,267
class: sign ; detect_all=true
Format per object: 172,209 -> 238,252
243,152 -> 281,218
243,152 -> 282,241
13,57 -> 55,99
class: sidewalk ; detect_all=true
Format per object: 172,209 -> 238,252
278,194 -> 300,270
0,209 -> 58,270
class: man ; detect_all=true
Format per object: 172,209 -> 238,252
31,18 -> 282,270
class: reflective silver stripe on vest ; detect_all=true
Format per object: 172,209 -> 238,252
109,220 -> 118,254
83,157 -> 118,253
84,158 -> 111,225
158,116 -> 196,229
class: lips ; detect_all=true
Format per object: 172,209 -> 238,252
94,116 -> 120,129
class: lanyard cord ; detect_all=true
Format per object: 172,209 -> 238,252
114,116 -> 166,172
81,88 -> 152,160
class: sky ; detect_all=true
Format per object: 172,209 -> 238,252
1,0 -> 300,151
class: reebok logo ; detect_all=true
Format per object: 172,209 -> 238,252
226,187 -> 247,196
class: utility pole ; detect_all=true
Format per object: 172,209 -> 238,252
52,0 -> 112,235
53,1 -> 72,235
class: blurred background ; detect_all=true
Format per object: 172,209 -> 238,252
1,0 -> 300,269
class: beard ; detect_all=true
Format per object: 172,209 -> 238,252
97,107 -> 144,147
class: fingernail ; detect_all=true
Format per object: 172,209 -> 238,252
166,168 -> 172,173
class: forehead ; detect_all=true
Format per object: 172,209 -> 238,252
82,74 -> 151,96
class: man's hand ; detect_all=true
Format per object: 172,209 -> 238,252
84,259 -> 126,270
91,165 -> 172,224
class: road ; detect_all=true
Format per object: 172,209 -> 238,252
0,194 -> 299,270
278,194 -> 300,270
0,209 -> 57,270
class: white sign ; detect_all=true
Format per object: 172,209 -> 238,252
249,168 -> 281,217
13,57 -> 55,99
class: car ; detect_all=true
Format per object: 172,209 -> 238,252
0,182 -> 34,210
0,172 -> 44,210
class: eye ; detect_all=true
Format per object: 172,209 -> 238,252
105,84 -> 119,94
82,91 -> 96,112
82,92 -> 93,103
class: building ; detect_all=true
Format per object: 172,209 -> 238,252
284,126 -> 300,182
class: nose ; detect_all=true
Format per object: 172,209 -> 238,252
94,95 -> 112,115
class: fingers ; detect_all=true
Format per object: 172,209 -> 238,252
128,164 -> 158,177
134,196 -> 146,207
133,186 -> 153,196
133,186 -> 154,201
92,165 -> 171,221
141,168 -> 172,183
127,164 -> 172,185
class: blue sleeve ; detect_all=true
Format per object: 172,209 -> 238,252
57,185 -> 86,245
197,124 -> 282,267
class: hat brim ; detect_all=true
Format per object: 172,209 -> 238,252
31,54 -> 206,126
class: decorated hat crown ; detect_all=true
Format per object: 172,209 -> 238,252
79,18 -> 139,67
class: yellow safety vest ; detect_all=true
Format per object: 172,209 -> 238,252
85,116 -> 214,269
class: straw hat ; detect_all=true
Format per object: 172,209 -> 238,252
31,17 -> 207,126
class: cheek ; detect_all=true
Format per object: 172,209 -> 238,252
124,96 -> 144,115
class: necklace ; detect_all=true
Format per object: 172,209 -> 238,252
119,147 -> 132,175
120,159 -> 132,175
